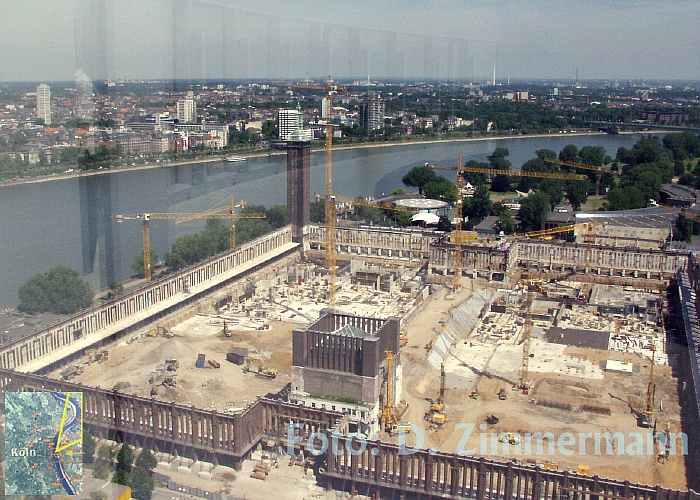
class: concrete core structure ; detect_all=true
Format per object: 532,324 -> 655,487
286,142 -> 310,243
291,311 -> 400,434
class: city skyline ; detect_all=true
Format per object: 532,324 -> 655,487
0,0 -> 698,83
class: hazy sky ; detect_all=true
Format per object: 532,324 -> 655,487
0,0 -> 698,82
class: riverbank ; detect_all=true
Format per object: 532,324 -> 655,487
0,131 -> 621,189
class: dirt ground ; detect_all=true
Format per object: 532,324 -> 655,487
56,315 -> 295,412
395,280 -> 688,491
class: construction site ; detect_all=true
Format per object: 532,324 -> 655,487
1,121 -> 698,499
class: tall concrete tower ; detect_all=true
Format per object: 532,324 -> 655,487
286,141 -> 311,243
36,83 -> 51,125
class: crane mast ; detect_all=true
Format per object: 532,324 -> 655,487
381,350 -> 398,432
641,345 -> 657,427
324,76 -> 337,310
453,153 -> 464,291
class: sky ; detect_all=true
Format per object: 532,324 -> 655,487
0,0 -> 698,82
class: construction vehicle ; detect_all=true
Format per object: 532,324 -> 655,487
640,345 -> 657,428
469,388 -> 479,399
389,423 -> 413,435
399,330 -> 408,347
256,366 -> 278,379
222,319 -> 231,338
425,362 -> 446,415
498,432 -> 521,445
381,350 -> 411,434
165,359 -> 179,371
61,365 -> 84,380
424,362 -> 448,429
498,388 -> 507,400
208,359 -> 221,369
162,375 -> 177,388
243,358 -> 278,379
115,197 -> 265,281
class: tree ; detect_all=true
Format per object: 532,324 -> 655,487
17,266 -> 92,315
497,211 -> 516,234
116,443 -> 134,470
423,177 -> 457,202
402,166 -> 438,195
463,184 -> 493,228
578,146 -> 606,166
112,468 -> 130,486
559,144 -> 579,162
135,449 -> 158,471
131,252 -> 158,278
261,119 -> 278,141
98,445 -> 115,461
565,180 -> 590,212
83,430 -> 96,464
90,492 -> 108,500
131,466 -> 155,499
674,215 -> 693,243
265,205 -> 288,229
488,148 -> 511,192
518,192 -> 550,232
539,179 -> 564,210
310,200 -> 325,223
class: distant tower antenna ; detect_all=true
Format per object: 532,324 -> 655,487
576,67 -> 579,85
493,64 -> 496,86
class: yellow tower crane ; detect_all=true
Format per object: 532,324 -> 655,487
381,350 -> 399,433
115,198 -> 265,281
425,162 -> 586,290
273,77 -> 346,309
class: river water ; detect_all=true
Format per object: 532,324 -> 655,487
0,134 -> 647,307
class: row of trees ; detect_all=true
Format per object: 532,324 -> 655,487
86,432 -> 157,500
132,205 -> 288,277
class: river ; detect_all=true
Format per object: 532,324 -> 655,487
0,133 -> 648,307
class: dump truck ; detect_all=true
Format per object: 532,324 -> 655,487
498,388 -> 507,400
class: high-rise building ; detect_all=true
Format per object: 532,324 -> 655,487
36,83 -> 51,125
320,97 -> 332,119
358,91 -> 384,133
176,98 -> 197,123
278,108 -> 302,141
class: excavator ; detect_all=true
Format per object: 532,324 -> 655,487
424,362 -> 448,429
640,345 -> 657,428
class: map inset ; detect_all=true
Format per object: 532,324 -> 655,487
4,391 -> 83,496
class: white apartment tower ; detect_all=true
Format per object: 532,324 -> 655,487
177,97 -> 197,123
36,83 -> 51,125
320,97 -> 332,119
278,108 -> 305,141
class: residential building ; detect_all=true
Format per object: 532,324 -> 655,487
358,91 -> 384,132
176,98 -> 197,123
278,108 -> 311,141
36,84 -> 51,125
